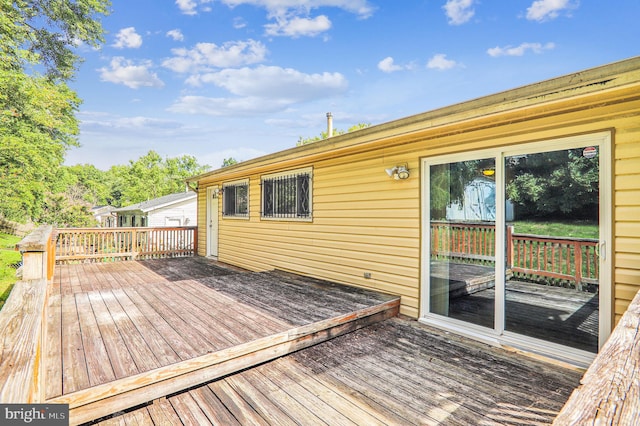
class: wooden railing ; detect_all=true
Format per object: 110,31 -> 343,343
431,221 -> 496,264
508,228 -> 598,289
431,222 -> 599,288
55,226 -> 197,264
554,289 -> 640,424
0,225 -> 55,403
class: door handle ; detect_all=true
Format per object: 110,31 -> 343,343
595,241 -> 606,260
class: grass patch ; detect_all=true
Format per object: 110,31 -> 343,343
0,233 -> 22,310
510,220 -> 598,239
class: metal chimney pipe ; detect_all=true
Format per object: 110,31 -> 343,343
326,112 -> 333,137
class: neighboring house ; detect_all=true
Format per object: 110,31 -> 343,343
91,205 -> 116,227
445,178 -> 515,222
187,57 -> 640,366
113,191 -> 197,228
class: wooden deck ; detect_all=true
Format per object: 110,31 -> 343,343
93,317 -> 582,425
38,256 -> 584,425
44,257 -> 400,424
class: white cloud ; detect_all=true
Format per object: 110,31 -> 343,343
99,57 -> 165,89
112,27 -> 143,49
193,65 -> 347,99
176,0 -> 198,15
219,0 -> 375,19
233,17 -> 248,29
166,29 -> 185,41
526,0 -> 578,22
377,57 -> 404,73
170,65 -> 348,116
162,40 -> 268,73
265,15 -> 331,37
487,42 -> 555,57
443,0 -> 475,25
168,95 -> 293,116
427,53 -> 457,70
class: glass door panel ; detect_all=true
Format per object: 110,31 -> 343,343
504,147 -> 599,353
429,158 -> 496,328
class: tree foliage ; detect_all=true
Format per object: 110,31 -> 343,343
297,123 -> 370,146
0,0 -> 110,223
0,71 -> 81,221
105,151 -> 209,207
429,149 -> 599,222
222,157 -> 238,167
506,149 -> 599,220
1,0 -> 111,81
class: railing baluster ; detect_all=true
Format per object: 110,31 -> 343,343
54,227 -> 197,264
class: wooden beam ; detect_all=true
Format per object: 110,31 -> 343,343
553,289 -> 640,425
48,298 -> 399,425
0,278 -> 48,403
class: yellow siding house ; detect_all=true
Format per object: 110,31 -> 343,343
187,57 -> 640,366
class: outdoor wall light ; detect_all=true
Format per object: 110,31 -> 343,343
385,164 -> 410,180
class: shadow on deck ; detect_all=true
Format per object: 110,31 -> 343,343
45,257 -> 399,424
43,257 -> 582,425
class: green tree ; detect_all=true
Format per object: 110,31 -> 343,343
1,0 -> 110,81
0,0 -> 110,223
506,149 -> 598,220
107,151 -> 209,207
0,72 -> 81,221
297,123 -> 370,146
222,157 -> 238,167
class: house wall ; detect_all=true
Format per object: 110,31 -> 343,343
147,199 -> 197,227
195,64 -> 640,321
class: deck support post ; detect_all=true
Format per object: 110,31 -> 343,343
0,225 -> 55,404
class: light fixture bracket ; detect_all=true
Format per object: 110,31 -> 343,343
385,163 -> 410,180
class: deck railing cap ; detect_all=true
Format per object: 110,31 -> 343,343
16,225 -> 54,253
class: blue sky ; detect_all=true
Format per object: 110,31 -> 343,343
67,0 -> 640,170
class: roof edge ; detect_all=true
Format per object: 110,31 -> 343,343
187,55 -> 640,183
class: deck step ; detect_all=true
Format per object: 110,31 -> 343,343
47,290 -> 399,425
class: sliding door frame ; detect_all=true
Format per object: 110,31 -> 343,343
419,131 -> 612,366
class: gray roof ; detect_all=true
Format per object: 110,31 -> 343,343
113,191 -> 196,214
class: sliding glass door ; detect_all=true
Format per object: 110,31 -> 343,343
429,157 -> 496,329
422,133 -> 611,362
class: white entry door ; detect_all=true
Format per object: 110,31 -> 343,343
206,186 -> 219,257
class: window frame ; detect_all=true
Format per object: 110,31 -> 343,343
222,179 -> 250,219
260,167 -> 313,221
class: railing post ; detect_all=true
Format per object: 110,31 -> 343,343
506,226 -> 514,268
16,225 -> 54,281
193,227 -> 198,256
0,225 -> 53,403
574,241 -> 583,290
131,228 -> 137,260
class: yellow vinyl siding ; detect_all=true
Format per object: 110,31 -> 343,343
613,117 -> 640,321
193,58 -> 640,320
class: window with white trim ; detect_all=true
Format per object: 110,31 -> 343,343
261,168 -> 312,219
222,180 -> 249,217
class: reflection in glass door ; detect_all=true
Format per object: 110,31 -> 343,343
424,134 -> 609,361
504,147 -> 599,353
429,158 -> 496,329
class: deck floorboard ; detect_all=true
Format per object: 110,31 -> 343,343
47,257 -> 399,424
119,317 -> 580,426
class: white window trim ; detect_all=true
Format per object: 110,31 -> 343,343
222,178 -> 250,220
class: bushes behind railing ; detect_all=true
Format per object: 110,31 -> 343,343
55,226 -> 197,264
